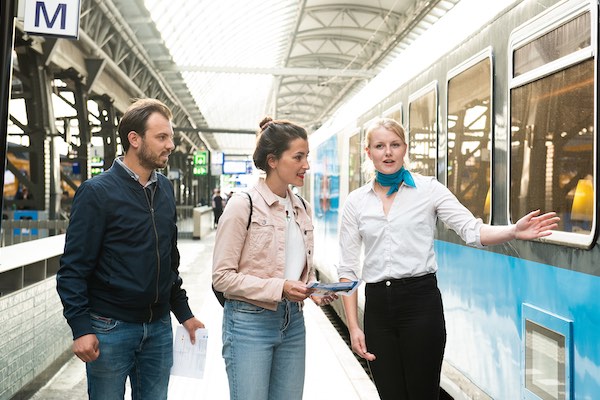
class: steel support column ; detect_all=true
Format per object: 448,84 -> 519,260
0,0 -> 16,215
15,43 -> 56,213
93,94 -> 118,170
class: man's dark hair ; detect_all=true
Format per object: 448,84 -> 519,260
117,98 -> 173,153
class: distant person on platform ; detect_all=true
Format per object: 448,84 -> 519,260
56,98 -> 205,400
15,185 -> 33,209
212,188 -> 224,228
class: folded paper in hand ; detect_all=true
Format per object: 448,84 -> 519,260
171,326 -> 208,379
308,280 -> 360,296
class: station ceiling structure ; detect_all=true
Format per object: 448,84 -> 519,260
110,0 -> 460,156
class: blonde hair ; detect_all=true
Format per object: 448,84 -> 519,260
362,118 -> 411,180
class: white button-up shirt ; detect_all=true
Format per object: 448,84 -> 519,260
338,174 -> 483,283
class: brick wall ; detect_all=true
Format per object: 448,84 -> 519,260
0,278 -> 71,400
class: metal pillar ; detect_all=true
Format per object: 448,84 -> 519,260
93,94 -> 118,170
11,43 -> 54,213
0,0 -> 16,216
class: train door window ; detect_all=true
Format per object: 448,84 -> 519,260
447,55 -> 492,222
509,4 -> 595,247
408,85 -> 437,177
525,321 -> 566,400
522,303 -> 572,400
348,131 -> 362,192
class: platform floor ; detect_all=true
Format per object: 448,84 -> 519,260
29,232 -> 379,400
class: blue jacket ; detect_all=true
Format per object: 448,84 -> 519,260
57,160 -> 193,340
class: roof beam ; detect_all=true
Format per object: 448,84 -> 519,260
175,127 -> 256,135
166,66 -> 375,78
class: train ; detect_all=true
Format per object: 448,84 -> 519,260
306,0 -> 599,398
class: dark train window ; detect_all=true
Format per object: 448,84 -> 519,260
447,57 -> 491,222
510,10 -> 595,247
408,87 -> 437,177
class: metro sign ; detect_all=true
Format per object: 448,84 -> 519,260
23,0 -> 81,39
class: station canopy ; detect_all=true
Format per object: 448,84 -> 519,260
117,0 -> 459,155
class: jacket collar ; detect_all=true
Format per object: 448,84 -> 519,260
112,157 -> 159,188
255,178 -> 304,210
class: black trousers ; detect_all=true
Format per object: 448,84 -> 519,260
364,273 -> 446,400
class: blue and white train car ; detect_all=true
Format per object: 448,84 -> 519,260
308,0 -> 599,398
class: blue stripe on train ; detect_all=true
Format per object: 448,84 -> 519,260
435,240 -> 600,400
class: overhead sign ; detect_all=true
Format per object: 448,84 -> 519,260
23,0 -> 81,39
193,151 -> 208,166
192,151 -> 208,175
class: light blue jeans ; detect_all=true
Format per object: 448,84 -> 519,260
222,300 -> 306,400
86,313 -> 173,400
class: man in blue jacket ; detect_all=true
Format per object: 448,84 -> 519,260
57,98 -> 205,399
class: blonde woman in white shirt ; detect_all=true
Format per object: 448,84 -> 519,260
337,118 -> 559,400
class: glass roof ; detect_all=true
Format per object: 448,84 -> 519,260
145,0 -> 299,135
137,0 -> 461,155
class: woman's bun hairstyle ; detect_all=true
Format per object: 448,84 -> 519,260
253,117 -> 307,172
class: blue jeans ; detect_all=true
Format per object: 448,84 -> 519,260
222,300 -> 306,400
86,313 -> 173,400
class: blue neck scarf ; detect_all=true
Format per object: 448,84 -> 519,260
375,167 -> 415,196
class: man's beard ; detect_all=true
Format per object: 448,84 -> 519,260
139,141 -> 168,170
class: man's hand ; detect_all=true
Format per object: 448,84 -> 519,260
183,317 -> 205,344
73,334 -> 100,362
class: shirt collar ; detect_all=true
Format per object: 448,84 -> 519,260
116,157 -> 158,188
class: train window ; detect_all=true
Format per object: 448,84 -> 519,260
348,132 -> 362,192
514,13 -> 590,77
525,320 -> 566,400
510,9 -> 595,246
522,303 -> 572,400
384,106 -> 403,125
447,57 -> 491,222
408,87 -> 437,177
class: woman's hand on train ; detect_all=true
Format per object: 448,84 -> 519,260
310,293 -> 338,306
514,210 -> 560,240
73,333 -> 100,362
349,327 -> 376,362
283,280 -> 315,302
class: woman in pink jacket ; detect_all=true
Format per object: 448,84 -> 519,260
212,117 -> 334,400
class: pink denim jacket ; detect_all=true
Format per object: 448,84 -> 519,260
212,179 -> 315,311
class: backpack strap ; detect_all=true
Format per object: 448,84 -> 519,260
295,193 -> 307,211
244,192 -> 253,230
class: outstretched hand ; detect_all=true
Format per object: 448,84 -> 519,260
514,210 -> 560,240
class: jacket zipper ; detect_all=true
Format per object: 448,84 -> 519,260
144,185 -> 161,322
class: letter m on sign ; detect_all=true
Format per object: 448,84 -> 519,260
23,0 -> 81,39
35,2 -> 67,29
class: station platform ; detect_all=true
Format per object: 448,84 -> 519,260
28,232 -> 379,400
